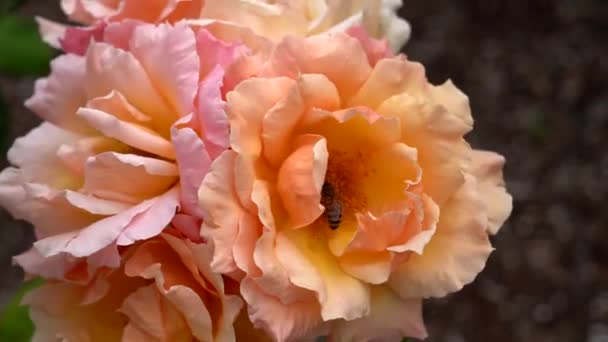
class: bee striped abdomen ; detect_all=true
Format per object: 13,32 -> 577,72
321,182 -> 342,230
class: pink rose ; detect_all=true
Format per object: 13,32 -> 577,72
198,32 -> 512,341
24,229 -> 243,341
0,22 -> 243,282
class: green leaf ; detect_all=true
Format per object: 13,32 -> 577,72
0,15 -> 53,76
0,278 -> 44,342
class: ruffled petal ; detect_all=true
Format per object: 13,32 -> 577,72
330,286 -> 427,341
469,150 -> 513,235
389,175 -> 494,298
277,134 -> 327,229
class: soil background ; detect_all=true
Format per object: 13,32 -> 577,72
1,1 -> 607,341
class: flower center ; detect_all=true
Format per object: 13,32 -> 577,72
320,149 -> 371,229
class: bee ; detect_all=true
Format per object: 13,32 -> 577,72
321,182 -> 342,230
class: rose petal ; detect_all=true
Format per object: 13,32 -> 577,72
277,134 -> 327,229
330,286 -> 427,341
389,175 -> 494,298
469,150 -> 513,235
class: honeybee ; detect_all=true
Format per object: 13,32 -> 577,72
321,182 -> 342,230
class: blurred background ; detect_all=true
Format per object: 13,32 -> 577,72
0,0 -> 606,341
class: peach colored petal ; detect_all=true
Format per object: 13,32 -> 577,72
34,186 -> 179,258
226,77 -> 296,158
377,93 -> 470,206
121,284 -> 196,342
25,55 -> 91,133
470,150 -> 513,235
265,33 -> 372,100
172,114 -> 212,217
128,23 -> 199,116
24,282 -> 127,342
82,152 -> 178,203
250,181 -> 316,304
199,150 -> 245,274
338,251 -> 393,285
429,79 -> 474,127
240,278 -> 324,342
86,90 -> 151,124
277,134 -> 327,229
260,80 -> 305,167
84,42 -> 175,134
77,107 -> 176,160
276,229 -> 370,321
330,286 -> 427,341
348,57 -> 426,110
389,175 -> 494,299
200,0 -> 308,42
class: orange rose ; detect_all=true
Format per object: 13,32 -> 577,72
198,32 -> 512,341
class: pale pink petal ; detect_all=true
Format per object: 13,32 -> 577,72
389,175 -> 494,298
196,28 -> 249,78
82,152 -> 178,203
34,186 -> 179,258
171,115 -> 212,217
470,150 -> 513,235
5,122 -> 80,183
35,17 -> 67,49
84,42 -> 175,133
170,214 -> 203,243
25,55 -> 91,133
14,248 -> 79,281
195,65 -> 230,158
346,25 -> 393,66
240,278 -> 325,342
128,23 -> 199,116
103,20 -> 140,51
21,184 -> 130,238
277,134 -> 327,229
77,107 -> 176,160
330,286 -> 427,341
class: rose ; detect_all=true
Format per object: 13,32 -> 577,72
198,31 -> 512,341
24,229 -> 243,341
43,0 -> 410,53
0,22 -> 242,283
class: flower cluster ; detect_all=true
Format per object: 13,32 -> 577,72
0,1 -> 512,341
